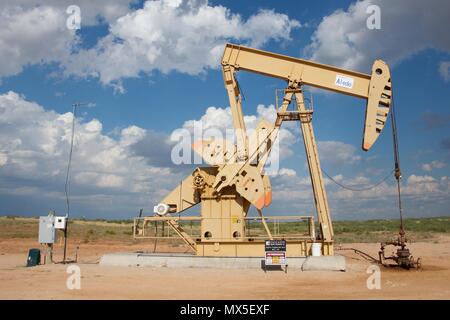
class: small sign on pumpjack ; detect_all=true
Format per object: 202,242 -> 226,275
264,239 -> 287,273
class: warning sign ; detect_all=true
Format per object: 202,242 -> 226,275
264,240 -> 287,272
265,239 -> 286,252
265,252 -> 286,266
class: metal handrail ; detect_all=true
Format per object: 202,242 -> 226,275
133,215 -> 315,241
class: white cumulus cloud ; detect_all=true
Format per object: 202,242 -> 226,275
62,0 -> 300,91
318,140 -> 362,165
0,0 -> 299,91
0,1 -> 137,79
0,5 -> 75,79
439,61 -> 450,82
422,160 -> 446,172
0,91 -> 180,215
179,104 -> 297,161
270,168 -> 450,219
305,0 -> 450,72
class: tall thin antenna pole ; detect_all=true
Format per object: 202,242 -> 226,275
63,102 -> 89,263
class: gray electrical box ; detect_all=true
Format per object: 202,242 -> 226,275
54,216 -> 66,229
39,216 -> 56,244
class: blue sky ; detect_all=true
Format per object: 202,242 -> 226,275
0,0 -> 449,220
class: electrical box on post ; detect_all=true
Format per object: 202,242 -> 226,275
54,216 -> 66,229
39,216 -> 55,244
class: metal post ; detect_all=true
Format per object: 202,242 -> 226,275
295,90 -> 333,241
45,243 -> 53,264
63,102 -> 90,263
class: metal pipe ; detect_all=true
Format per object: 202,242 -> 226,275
63,102 -> 90,263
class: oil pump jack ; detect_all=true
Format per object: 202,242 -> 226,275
134,43 -> 413,261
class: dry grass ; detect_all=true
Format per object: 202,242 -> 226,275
0,216 -> 134,243
0,215 -> 448,244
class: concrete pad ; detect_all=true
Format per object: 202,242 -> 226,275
100,252 -> 306,269
100,252 -> 345,271
301,255 -> 346,272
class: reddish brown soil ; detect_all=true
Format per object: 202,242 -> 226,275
1,237 -> 449,299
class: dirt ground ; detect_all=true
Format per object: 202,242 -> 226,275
0,236 -> 449,300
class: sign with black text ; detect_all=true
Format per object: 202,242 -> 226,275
264,240 -> 286,252
264,240 -> 287,269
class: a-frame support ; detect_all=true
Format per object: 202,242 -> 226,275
275,85 -> 334,242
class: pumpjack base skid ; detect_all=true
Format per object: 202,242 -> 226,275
133,215 -> 334,257
99,252 -> 346,271
195,240 -> 334,257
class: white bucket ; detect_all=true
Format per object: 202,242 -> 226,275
311,243 -> 322,257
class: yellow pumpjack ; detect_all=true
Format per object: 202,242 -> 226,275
134,43 -> 393,258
